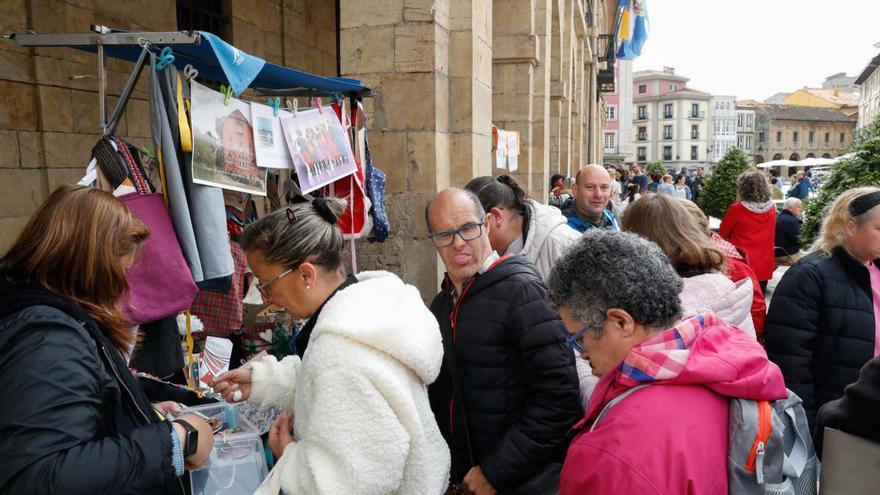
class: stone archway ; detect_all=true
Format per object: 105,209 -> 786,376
789,153 -> 800,161
755,155 -> 764,164
822,153 -> 831,158
773,153 -> 783,160
806,153 -> 815,158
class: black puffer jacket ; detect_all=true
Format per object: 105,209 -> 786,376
814,357 -> 880,458
0,273 -> 182,494
428,256 -> 581,492
765,247 -> 877,427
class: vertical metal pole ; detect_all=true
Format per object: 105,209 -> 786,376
98,42 -> 107,132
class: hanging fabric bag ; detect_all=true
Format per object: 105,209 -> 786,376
114,136 -> 198,324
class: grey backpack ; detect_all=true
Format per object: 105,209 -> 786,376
727,389 -> 818,495
591,386 -> 818,495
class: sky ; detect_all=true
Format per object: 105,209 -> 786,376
632,0 -> 880,101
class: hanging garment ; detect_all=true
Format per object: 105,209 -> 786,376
190,240 -> 248,338
129,316 -> 187,380
149,55 -> 233,283
328,99 -> 371,239
362,125 -> 390,242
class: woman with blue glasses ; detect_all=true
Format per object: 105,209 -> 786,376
548,230 -> 786,494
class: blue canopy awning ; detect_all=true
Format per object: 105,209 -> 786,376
66,30 -> 368,97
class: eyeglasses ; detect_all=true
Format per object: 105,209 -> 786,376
565,326 -> 594,354
427,220 -> 485,248
255,268 -> 293,297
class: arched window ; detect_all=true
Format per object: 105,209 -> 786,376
789,153 -> 800,161
773,153 -> 783,160
755,155 -> 765,164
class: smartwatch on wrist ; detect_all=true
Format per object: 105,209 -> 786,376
172,419 -> 199,457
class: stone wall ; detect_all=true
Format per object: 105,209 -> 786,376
0,0 -> 614,301
0,0 -> 337,255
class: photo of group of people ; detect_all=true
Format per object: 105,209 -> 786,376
281,108 -> 357,193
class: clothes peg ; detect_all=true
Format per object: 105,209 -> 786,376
311,96 -> 324,114
155,47 -> 175,71
220,84 -> 233,106
286,98 -> 299,117
268,96 -> 281,117
183,64 -> 199,81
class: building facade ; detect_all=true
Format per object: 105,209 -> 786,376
0,0 -> 618,299
856,51 -> 880,130
709,95 -> 737,163
601,60 -> 634,165
783,88 -> 859,118
735,104 -> 756,161
632,67 -> 710,170
750,104 -> 856,174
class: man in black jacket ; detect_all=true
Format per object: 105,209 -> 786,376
774,197 -> 803,265
425,188 -> 582,495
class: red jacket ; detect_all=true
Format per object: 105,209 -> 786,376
711,233 -> 767,339
720,202 -> 777,281
559,314 -> 787,495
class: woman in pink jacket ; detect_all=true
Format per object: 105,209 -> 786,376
547,229 -> 787,495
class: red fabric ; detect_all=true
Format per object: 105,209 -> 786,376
727,257 -> 767,339
719,202 -> 777,281
710,233 -> 767,340
328,101 -> 369,238
190,241 -> 247,337
560,317 -> 787,495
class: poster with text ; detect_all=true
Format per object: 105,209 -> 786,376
280,107 -> 357,194
190,81 -> 268,195
495,130 -> 508,170
250,102 -> 295,169
507,131 -> 520,172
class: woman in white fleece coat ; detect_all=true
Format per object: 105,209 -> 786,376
211,198 -> 450,495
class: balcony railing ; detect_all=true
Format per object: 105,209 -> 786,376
635,112 -> 650,121
637,134 -> 647,141
663,113 -> 673,119
691,133 -> 699,139
689,111 -> 706,119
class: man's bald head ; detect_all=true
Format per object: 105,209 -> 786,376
571,164 -> 613,223
576,164 -> 612,185
425,188 -> 485,233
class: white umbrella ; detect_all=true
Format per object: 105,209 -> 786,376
798,157 -> 836,167
757,159 -> 797,169
832,152 -> 857,164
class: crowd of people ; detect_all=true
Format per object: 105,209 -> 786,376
1,162 -> 879,494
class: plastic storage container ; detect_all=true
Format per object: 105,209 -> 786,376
189,432 -> 268,495
175,401 -> 258,435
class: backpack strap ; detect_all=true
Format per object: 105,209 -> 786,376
589,384 -> 650,432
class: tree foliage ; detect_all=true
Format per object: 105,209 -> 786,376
801,117 -> 880,245
699,146 -> 752,219
645,161 -> 667,176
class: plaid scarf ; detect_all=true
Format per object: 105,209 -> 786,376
618,313 -> 718,385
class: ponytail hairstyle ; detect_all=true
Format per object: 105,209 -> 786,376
811,186 -> 880,257
465,174 -> 529,216
241,197 -> 348,273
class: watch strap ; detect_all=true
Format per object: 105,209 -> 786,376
172,418 -> 198,457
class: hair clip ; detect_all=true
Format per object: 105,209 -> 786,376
286,207 -> 298,224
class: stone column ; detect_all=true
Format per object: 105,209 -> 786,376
531,0 -> 552,201
549,0 -> 566,177
340,0 -> 491,299
448,0 -> 493,187
492,0 -> 537,195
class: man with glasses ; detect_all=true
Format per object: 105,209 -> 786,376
562,164 -> 620,233
425,188 -> 581,495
